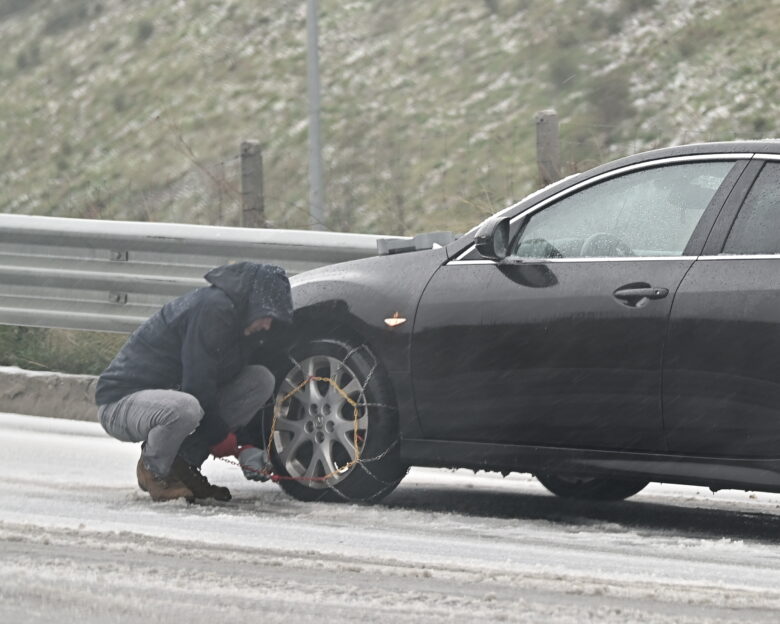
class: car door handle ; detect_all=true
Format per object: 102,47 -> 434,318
614,287 -> 668,300
613,285 -> 669,307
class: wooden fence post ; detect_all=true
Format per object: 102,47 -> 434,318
240,140 -> 266,228
535,109 -> 561,187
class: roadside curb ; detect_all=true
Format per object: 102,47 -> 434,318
0,367 -> 98,422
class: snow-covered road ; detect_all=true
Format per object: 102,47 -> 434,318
2,413 -> 780,623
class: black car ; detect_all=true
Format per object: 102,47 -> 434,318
260,140 -> 780,504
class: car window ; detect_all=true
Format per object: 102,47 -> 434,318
722,162 -> 780,255
511,161 -> 734,259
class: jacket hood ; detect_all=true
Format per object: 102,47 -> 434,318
205,262 -> 293,326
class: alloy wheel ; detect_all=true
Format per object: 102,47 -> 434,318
273,354 -> 368,488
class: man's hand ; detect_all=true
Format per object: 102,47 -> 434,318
209,432 -> 240,458
210,435 -> 273,481
238,446 -> 272,482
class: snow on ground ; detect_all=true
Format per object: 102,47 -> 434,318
2,412 -> 780,622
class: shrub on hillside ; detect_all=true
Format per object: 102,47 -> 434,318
586,69 -> 636,126
135,19 -> 154,44
752,116 -> 772,135
15,44 -> 41,70
42,1 -> 101,36
619,0 -> 659,17
675,19 -> 723,60
112,92 -> 129,113
549,51 -> 578,89
0,0 -> 37,19
0,326 -> 125,376
483,0 -> 499,15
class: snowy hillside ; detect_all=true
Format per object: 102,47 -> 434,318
0,0 -> 778,235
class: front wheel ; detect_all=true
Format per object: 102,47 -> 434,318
267,338 -> 406,503
536,473 -> 647,501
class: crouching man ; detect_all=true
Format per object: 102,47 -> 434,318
95,262 -> 293,502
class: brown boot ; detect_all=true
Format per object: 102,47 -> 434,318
136,458 -> 194,502
171,456 -> 232,502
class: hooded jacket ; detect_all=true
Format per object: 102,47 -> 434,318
95,262 -> 293,445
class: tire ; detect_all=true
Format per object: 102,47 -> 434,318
536,473 -> 647,501
265,338 -> 406,503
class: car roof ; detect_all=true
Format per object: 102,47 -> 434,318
447,140 -> 780,257
595,139 -> 780,168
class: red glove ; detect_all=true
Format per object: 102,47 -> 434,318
210,432 -> 240,458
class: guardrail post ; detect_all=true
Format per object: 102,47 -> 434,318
109,249 -> 128,304
240,140 -> 266,228
535,109 -> 561,187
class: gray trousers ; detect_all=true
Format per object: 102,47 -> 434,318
98,365 -> 275,477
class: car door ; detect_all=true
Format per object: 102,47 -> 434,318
664,157 -> 780,457
412,158 -> 743,452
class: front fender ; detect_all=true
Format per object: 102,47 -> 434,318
290,247 -> 446,372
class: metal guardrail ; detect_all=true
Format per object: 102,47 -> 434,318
0,214 -> 392,333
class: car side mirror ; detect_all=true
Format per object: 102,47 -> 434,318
474,217 -> 511,261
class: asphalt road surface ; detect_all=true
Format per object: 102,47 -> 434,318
2,412 -> 780,623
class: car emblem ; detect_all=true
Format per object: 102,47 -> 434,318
384,312 -> 407,327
